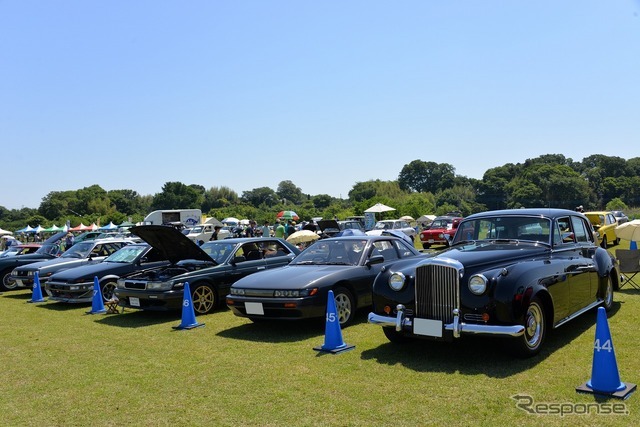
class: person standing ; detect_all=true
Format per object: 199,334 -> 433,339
260,221 -> 271,237
64,232 -> 75,251
274,220 -> 285,239
209,225 -> 222,241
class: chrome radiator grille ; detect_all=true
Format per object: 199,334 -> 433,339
415,263 -> 460,323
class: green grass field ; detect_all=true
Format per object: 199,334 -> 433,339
1,245 -> 638,426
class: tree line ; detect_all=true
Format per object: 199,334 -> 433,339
1,154 -> 638,231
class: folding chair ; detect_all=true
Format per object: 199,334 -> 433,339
615,249 -> 640,290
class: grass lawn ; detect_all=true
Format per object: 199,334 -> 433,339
1,244 -> 638,426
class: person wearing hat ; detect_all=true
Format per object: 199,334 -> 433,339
64,232 -> 75,251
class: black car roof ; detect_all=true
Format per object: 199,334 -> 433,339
464,208 -> 580,220
129,225 -> 211,264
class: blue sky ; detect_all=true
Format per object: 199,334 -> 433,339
2,1 -> 639,210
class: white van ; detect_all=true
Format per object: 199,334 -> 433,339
143,209 -> 202,228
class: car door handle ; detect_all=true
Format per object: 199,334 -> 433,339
257,266 -> 266,270
575,264 -> 596,272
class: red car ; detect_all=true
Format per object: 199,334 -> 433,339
420,216 -> 462,249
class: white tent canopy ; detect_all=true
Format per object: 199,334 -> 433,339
364,203 -> 396,213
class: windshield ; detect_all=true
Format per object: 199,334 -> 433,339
61,241 -> 94,258
35,243 -> 62,256
293,239 -> 365,266
373,222 -> 392,230
453,216 -> 552,245
200,241 -> 235,264
188,226 -> 203,234
104,245 -> 147,263
429,219 -> 452,229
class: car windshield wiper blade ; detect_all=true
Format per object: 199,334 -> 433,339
451,240 -> 475,246
325,261 -> 352,265
294,260 -> 316,265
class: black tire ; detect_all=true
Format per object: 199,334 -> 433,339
333,287 -> 355,326
382,326 -> 413,344
602,274 -> 614,312
511,297 -> 547,358
100,279 -> 118,301
191,283 -> 217,315
601,235 -> 608,249
0,268 -> 18,292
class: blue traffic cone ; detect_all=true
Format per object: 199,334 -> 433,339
86,276 -> 106,314
576,307 -> 636,398
173,282 -> 204,330
28,271 -> 46,303
314,290 -> 355,354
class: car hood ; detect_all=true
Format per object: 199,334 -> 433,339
317,220 -> 340,232
16,257 -> 84,272
47,261 -> 140,282
232,264 -> 357,290
130,225 -> 211,264
435,242 -> 549,269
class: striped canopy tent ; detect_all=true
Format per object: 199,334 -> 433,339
31,225 -> 45,234
43,225 -> 63,233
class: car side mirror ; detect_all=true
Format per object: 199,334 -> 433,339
366,254 -> 385,267
232,255 -> 246,265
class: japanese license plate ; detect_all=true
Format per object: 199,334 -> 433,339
245,302 -> 264,315
413,318 -> 443,337
129,297 -> 140,307
15,279 -> 23,287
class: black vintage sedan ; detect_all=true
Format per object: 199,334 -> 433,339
368,208 -> 619,357
115,225 -> 300,315
226,235 -> 423,326
45,243 -> 169,303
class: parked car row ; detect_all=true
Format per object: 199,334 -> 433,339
1,208 -> 621,358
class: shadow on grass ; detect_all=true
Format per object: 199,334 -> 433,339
216,307 -> 371,343
217,318 -> 324,343
361,302 -> 622,378
92,309 -> 182,328
1,290 -> 34,300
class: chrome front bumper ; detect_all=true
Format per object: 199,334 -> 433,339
368,304 -> 525,338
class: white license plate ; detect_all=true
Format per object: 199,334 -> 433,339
129,297 -> 140,307
413,318 -> 443,337
16,279 -> 23,287
245,302 -> 264,315
428,239 -> 435,243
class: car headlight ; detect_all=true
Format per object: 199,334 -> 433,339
388,272 -> 406,291
468,274 -> 488,295
27,270 -> 35,277
230,288 -> 245,296
146,281 -> 173,291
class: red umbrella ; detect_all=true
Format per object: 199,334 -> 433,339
277,210 -> 299,221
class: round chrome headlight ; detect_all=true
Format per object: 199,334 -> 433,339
388,272 -> 406,291
468,274 -> 488,295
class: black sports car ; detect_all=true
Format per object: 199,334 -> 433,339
368,208 -> 619,357
115,225 -> 300,315
45,243 -> 169,303
227,235 -> 423,326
